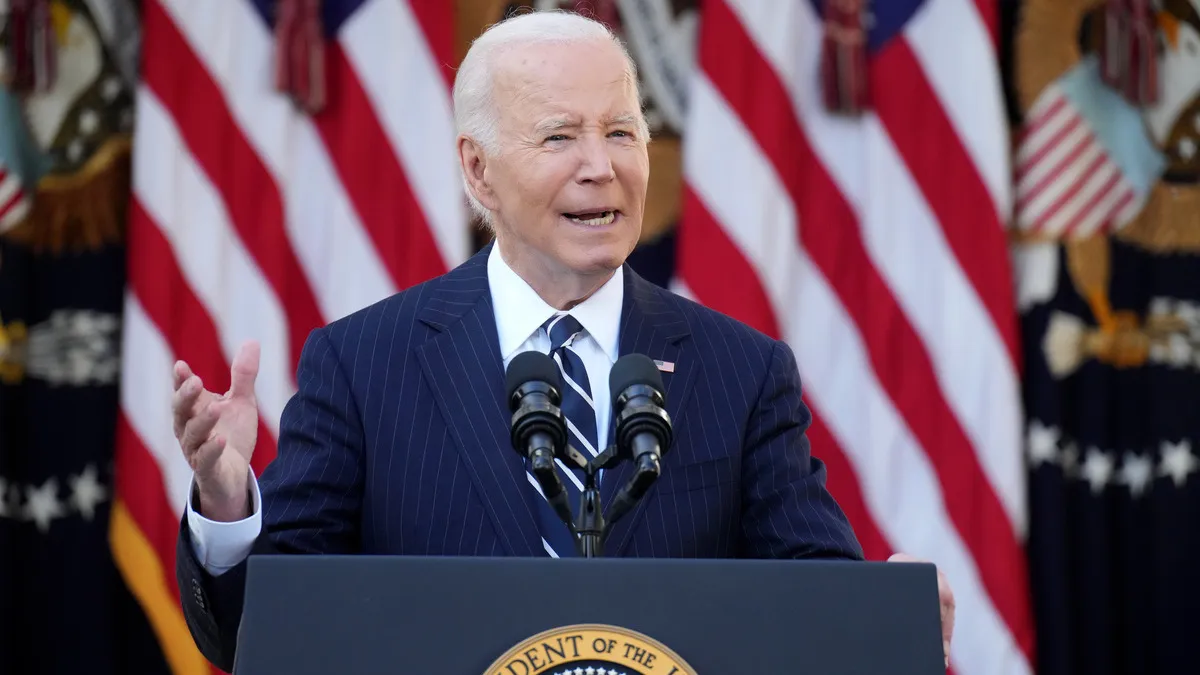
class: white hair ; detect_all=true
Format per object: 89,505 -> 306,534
452,10 -> 650,227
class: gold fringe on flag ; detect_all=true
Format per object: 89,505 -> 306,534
3,135 -> 131,255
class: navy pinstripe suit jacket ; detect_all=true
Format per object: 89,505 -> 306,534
177,243 -> 863,670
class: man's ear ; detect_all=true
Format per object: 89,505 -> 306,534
458,136 -> 500,212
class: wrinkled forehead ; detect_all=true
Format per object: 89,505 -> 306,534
492,40 -> 639,124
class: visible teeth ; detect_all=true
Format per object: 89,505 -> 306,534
567,211 -> 615,226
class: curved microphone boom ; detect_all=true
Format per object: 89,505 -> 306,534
605,354 -> 673,528
506,351 -> 575,537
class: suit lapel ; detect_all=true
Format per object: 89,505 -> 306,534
602,267 -> 696,556
413,245 -> 543,557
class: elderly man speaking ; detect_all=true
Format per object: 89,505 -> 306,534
170,9 -> 955,672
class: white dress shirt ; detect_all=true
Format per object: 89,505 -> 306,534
186,243 -> 624,575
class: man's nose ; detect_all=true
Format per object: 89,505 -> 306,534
575,135 -> 616,184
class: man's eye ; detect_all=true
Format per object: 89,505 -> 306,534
545,134 -> 569,142
610,130 -> 630,137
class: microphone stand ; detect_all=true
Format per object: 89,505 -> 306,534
577,460 -> 604,558
556,442 -> 608,558
563,444 -> 658,558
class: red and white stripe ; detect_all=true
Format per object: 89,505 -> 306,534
110,2 -> 465,673
0,165 -> 30,231
678,1 -> 1034,674
1015,87 -> 1141,238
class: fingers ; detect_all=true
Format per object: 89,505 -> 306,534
937,566 -> 955,650
179,399 -> 225,465
173,360 -> 194,389
888,553 -> 953,668
191,434 -> 227,476
173,374 -> 204,439
229,341 -> 260,399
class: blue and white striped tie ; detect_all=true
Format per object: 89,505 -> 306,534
529,312 -> 598,557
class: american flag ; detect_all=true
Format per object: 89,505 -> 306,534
109,1 -> 465,673
1014,57 -> 1164,239
674,1 -> 1034,675
0,164 -> 29,232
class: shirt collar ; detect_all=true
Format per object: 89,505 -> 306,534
488,242 -> 623,362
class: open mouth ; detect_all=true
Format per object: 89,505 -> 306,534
562,210 -> 618,226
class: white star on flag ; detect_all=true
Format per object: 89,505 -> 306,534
1027,420 -> 1060,467
1082,448 -> 1115,494
24,477 -> 66,533
1118,452 -> 1154,498
69,464 -> 108,520
1160,440 -> 1198,487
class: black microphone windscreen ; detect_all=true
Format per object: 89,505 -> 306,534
609,353 -> 665,403
505,350 -> 562,402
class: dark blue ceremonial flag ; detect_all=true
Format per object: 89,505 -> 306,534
0,1 -> 170,672
1019,236 -> 1200,675
0,231 -> 170,675
1008,0 -> 1200,671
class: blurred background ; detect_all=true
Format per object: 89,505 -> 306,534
0,0 -> 1197,673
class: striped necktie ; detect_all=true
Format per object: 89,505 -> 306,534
529,312 -> 598,557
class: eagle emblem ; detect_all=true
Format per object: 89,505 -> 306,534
1013,0 -> 1200,376
0,0 -> 139,254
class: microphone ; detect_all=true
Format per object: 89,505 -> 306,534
505,351 -> 575,536
606,354 -> 673,522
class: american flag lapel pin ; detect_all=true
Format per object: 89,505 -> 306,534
654,359 -> 675,373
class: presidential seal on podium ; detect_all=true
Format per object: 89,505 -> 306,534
486,624 -> 699,675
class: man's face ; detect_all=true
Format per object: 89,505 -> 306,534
476,39 -> 649,278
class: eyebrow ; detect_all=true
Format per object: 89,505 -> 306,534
534,117 -> 577,134
605,113 -> 639,127
533,113 -> 640,135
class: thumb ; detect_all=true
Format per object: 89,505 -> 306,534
229,340 -> 260,399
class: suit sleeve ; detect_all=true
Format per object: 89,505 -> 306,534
738,339 -> 865,561
176,326 -> 367,672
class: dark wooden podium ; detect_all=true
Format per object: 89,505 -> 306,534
231,555 -> 945,674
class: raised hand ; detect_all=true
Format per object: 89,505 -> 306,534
172,341 -> 261,522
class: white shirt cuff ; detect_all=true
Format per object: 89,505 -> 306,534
185,469 -> 263,577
